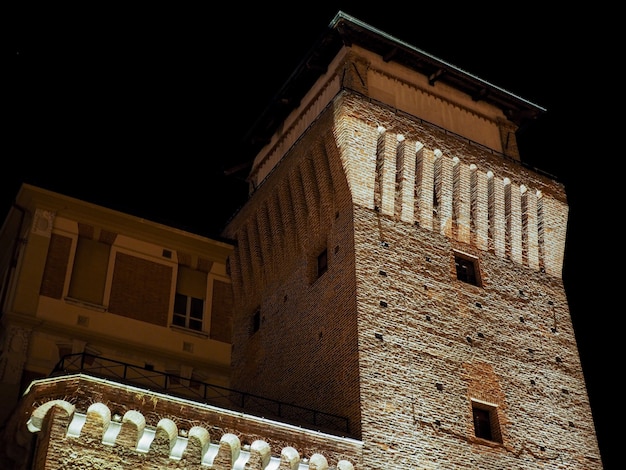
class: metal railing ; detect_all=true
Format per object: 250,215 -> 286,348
51,353 -> 350,436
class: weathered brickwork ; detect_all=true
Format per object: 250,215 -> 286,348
225,107 -> 363,437
353,206 -> 598,468
223,87 -> 602,468
334,91 -> 567,278
0,376 -> 361,469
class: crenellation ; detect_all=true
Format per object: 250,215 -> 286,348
267,191 -> 285,279
117,409 -> 145,449
504,179 -> 517,263
489,173 -> 507,259
399,137 -> 417,224
16,379 -> 362,469
454,157 -> 472,243
380,130 -> 397,217
149,423 -> 175,458
524,187 -> 540,270
340,117 -> 378,211
539,196 -> 568,278
277,182 -> 300,262
393,134 -> 405,220
329,91 -> 569,276
472,165 -> 489,251
371,124 -> 384,212
432,149 -> 444,233
416,145 -> 434,230
435,149 -> 454,238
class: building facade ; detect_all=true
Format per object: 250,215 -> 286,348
0,11 -> 603,470
0,184 -> 238,467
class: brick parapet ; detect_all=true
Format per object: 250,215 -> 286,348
0,375 -> 362,469
334,92 -> 568,277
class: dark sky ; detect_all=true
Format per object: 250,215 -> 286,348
7,4 -> 612,467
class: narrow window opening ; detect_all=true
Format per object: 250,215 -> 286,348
251,309 -> 261,335
472,402 -> 502,443
454,253 -> 481,286
473,407 -> 492,440
173,266 -> 207,332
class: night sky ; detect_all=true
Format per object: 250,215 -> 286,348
7,4 -> 612,467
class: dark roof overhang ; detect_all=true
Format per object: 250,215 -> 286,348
228,11 -> 546,178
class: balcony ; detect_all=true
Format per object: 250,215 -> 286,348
51,353 -> 351,437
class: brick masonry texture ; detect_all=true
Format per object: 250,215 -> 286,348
223,88 -> 602,468
2,376 -> 361,469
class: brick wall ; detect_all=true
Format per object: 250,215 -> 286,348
226,108 -> 363,437
0,376 -> 362,469
223,90 -> 602,468
353,206 -> 600,468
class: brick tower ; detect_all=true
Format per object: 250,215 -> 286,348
222,11 -> 603,469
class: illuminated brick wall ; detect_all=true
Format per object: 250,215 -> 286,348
224,88 -> 601,468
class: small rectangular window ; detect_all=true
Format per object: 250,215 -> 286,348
473,407 -> 492,440
472,401 -> 502,443
173,292 -> 204,331
455,253 -> 481,286
173,266 -> 207,332
308,245 -> 329,285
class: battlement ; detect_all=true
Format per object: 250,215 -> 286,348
227,90 -> 568,299
0,375 -> 362,470
350,118 -> 568,278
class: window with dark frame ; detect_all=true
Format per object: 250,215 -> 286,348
473,407 -> 492,440
173,292 -> 204,331
251,309 -> 261,335
455,254 -> 481,286
472,402 -> 502,443
173,265 -> 207,332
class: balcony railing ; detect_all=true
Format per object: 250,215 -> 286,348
51,353 -> 351,436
